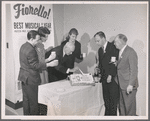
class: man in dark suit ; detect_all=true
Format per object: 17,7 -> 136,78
18,30 -> 58,115
94,31 -> 119,116
46,42 -> 79,82
114,34 -> 138,116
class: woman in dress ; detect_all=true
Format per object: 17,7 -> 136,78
61,28 -> 85,66
35,27 -> 53,84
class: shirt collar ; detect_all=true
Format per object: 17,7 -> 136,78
103,41 -> 108,51
120,44 -> 127,53
63,50 -> 65,57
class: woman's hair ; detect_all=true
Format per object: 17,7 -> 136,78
27,30 -> 39,40
38,27 -> 50,37
66,28 -> 78,40
68,28 -> 78,36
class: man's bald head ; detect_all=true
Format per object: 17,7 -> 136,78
64,42 -> 75,55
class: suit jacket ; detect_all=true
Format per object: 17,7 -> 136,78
18,42 -> 46,85
115,45 -> 139,90
61,39 -> 83,64
46,45 -> 75,82
98,42 -> 119,82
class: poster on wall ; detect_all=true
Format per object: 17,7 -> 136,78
11,3 -> 54,86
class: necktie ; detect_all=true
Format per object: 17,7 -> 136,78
102,46 -> 104,55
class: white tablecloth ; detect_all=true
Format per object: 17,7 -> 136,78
38,80 -> 104,116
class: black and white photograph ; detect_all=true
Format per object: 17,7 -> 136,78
1,1 -> 148,120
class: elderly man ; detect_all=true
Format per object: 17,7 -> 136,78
114,34 -> 139,116
46,42 -> 79,82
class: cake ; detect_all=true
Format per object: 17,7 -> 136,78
69,73 -> 95,86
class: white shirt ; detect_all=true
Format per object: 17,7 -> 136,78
119,45 -> 127,59
103,41 -> 108,53
63,50 -> 65,57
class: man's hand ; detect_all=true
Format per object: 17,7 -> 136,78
107,75 -> 112,83
82,53 -> 86,58
109,61 -> 117,66
47,60 -> 58,67
114,61 -> 117,66
94,67 -> 100,75
69,67 -> 79,73
127,85 -> 133,94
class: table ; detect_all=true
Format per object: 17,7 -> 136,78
38,80 -> 104,116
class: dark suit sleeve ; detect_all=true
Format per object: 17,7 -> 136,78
108,45 -> 119,76
74,42 -> 83,63
108,63 -> 117,76
105,44 -> 119,77
54,55 -> 69,74
48,47 -> 70,74
55,64 -> 68,74
45,49 -> 52,59
75,42 -> 82,58
27,49 -> 46,70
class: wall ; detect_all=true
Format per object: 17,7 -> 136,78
5,4 -> 16,103
53,4 -> 64,46
63,3 -> 148,116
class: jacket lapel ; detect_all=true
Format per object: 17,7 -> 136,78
99,47 -> 104,60
105,42 -> 111,54
117,45 -> 129,65
101,42 -> 110,60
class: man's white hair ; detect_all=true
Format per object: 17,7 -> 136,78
65,42 -> 75,51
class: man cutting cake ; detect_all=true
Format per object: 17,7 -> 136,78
46,42 -> 80,82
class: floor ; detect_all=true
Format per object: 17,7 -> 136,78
5,104 -> 118,116
5,105 -> 23,115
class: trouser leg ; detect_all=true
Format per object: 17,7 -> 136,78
27,84 -> 39,115
22,82 -> 30,115
39,104 -> 47,115
102,82 -> 110,115
119,89 -> 137,116
108,81 -> 119,115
